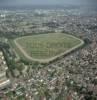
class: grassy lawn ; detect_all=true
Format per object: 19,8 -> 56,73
12,33 -> 83,63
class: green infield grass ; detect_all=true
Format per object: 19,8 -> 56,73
12,33 -> 84,63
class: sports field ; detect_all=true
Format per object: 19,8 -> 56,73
13,33 -> 84,63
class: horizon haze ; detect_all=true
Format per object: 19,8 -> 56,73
0,0 -> 97,7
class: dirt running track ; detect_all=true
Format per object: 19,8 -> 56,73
14,34 -> 84,63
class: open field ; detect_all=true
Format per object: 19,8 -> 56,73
12,33 -> 84,63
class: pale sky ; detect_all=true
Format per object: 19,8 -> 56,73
0,0 -> 96,6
